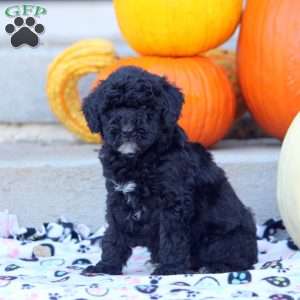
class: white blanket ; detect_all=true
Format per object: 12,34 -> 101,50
0,219 -> 299,300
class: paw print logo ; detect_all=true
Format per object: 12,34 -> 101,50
5,16 -> 44,47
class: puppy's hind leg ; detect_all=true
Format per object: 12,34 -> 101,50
197,228 -> 257,274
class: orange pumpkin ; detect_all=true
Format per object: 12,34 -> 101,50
238,0 -> 300,139
94,56 -> 236,147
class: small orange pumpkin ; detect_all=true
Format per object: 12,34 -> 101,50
94,56 -> 236,147
238,0 -> 300,139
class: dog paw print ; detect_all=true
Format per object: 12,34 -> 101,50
136,284 -> 158,294
77,244 -> 90,253
5,16 -> 44,47
228,271 -> 252,284
48,292 -> 62,300
149,275 -> 162,285
136,276 -> 162,295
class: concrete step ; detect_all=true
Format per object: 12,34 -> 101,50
0,124 -> 79,144
0,139 -> 281,229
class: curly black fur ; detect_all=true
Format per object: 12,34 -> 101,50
82,66 -> 258,275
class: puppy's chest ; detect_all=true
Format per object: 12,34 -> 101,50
109,174 -> 160,223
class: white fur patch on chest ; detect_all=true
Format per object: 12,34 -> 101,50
114,181 -> 136,194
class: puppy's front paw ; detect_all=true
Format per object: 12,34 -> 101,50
81,262 -> 122,275
152,265 -> 191,275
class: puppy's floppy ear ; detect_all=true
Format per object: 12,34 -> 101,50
159,78 -> 184,127
82,88 -> 103,134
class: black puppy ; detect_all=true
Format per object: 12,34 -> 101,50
82,66 -> 257,275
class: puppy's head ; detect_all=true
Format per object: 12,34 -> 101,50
82,66 -> 183,156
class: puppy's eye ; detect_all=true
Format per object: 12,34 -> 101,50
110,127 -> 118,136
147,114 -> 153,121
138,128 -> 146,135
108,117 -> 119,126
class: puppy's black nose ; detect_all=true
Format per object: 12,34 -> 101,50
122,124 -> 134,136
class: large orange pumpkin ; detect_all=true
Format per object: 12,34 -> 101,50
114,0 -> 243,57
94,56 -> 236,147
238,0 -> 300,139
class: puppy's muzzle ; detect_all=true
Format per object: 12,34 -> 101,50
118,142 -> 139,155
122,123 -> 134,137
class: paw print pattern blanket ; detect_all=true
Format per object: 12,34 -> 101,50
0,217 -> 299,300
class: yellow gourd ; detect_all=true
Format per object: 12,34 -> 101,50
47,39 -> 116,143
277,113 -> 300,247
